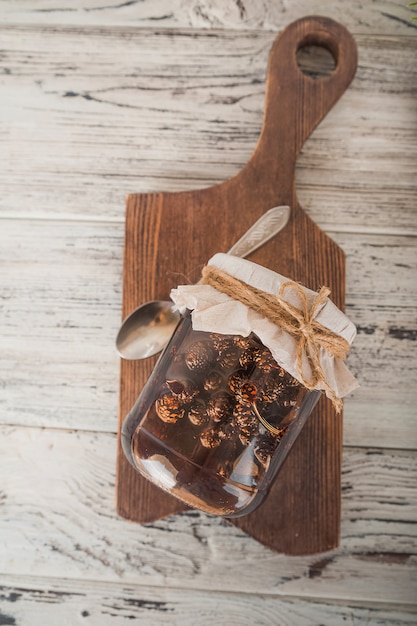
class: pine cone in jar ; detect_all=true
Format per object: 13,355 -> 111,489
234,404 -> 258,432
253,346 -> 280,374
233,335 -> 252,350
209,334 -> 240,369
234,404 -> 259,445
200,426 -> 224,448
235,381 -> 258,406
166,378 -> 198,403
217,459 -> 234,479
276,374 -> 301,408
185,341 -> 213,372
155,393 -> 185,423
187,400 -> 209,426
238,430 -> 252,446
256,374 -> 287,404
254,432 -> 281,468
215,418 -> 236,441
209,333 -> 235,353
239,348 -> 255,371
217,345 -> 240,369
203,370 -> 223,392
207,392 -> 234,423
276,396 -> 298,409
227,370 -> 249,394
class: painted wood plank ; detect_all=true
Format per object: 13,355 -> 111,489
0,575 -> 416,626
0,219 -> 415,449
0,26 -> 416,232
0,426 -> 416,604
0,218 -> 123,432
335,231 -> 417,450
1,0 -> 416,36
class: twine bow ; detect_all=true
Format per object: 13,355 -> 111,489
201,266 -> 350,412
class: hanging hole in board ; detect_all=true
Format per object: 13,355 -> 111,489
296,44 -> 337,79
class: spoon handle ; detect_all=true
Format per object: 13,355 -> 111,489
226,205 -> 290,258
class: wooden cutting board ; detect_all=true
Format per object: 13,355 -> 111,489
116,16 -> 357,555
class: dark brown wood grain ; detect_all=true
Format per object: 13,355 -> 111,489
116,16 -> 357,554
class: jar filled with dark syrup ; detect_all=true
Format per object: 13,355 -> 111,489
121,311 -> 320,517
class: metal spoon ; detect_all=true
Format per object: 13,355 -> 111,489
116,205 -> 290,360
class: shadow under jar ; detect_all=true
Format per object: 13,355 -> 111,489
121,311 -> 320,518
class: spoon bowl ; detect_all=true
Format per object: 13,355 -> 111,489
116,300 -> 180,360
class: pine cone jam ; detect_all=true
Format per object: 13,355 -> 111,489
121,312 -> 320,517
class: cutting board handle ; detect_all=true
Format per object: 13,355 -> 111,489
241,16 -> 357,203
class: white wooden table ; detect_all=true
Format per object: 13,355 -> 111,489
1,2 -> 416,624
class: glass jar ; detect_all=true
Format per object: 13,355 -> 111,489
121,310 -> 320,518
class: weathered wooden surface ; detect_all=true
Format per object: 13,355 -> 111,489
1,426 -> 416,604
1,0 -> 416,36
0,27 -> 416,233
0,0 -> 416,622
2,577 -> 417,626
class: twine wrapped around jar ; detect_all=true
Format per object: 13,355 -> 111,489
200,265 -> 350,412
171,253 -> 358,410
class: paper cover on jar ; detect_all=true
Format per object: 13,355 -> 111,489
170,253 -> 358,403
